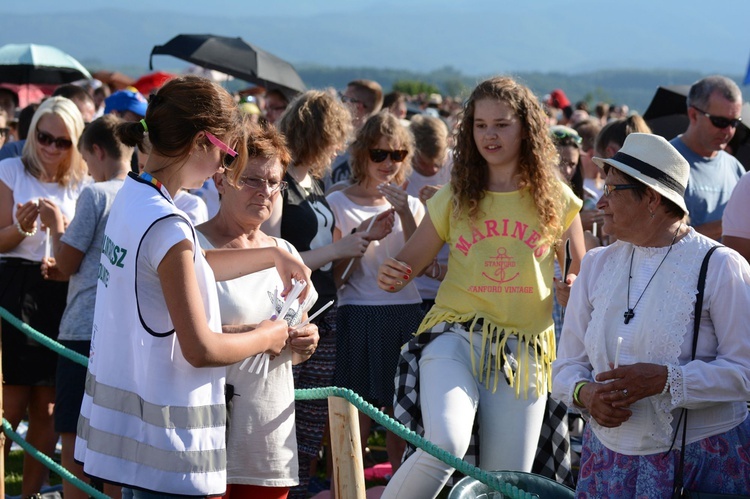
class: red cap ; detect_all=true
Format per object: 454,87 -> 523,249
547,89 -> 571,109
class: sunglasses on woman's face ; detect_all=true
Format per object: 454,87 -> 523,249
37,129 -> 72,150
691,106 -> 742,129
369,149 -> 408,163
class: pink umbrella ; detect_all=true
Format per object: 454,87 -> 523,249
0,82 -> 49,108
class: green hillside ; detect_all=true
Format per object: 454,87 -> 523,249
294,66 -> 739,113
90,63 -> 743,114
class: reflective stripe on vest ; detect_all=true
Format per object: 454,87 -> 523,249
77,415 -> 226,474
84,372 -> 225,429
80,372 -> 226,475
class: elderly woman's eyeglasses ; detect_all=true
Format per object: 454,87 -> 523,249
237,176 -> 288,193
603,184 -> 639,196
690,106 -> 742,129
37,129 -> 72,150
369,149 -> 408,163
206,132 -> 238,169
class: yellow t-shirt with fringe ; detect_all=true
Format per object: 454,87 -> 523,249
421,183 -> 582,397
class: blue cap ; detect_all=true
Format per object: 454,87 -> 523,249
104,90 -> 148,117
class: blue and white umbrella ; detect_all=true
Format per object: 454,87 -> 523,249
0,43 -> 91,85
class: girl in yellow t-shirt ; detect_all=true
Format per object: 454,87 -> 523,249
378,76 -> 585,498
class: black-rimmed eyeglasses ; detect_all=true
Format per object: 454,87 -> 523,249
603,184 -> 639,196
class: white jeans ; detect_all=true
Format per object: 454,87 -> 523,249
382,328 -> 547,499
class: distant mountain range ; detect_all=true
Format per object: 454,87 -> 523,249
2,2 -> 748,76
1,4 -> 748,113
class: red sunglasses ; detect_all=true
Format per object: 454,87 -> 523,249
206,132 -> 238,168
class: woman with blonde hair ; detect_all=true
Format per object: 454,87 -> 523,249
0,96 -> 87,496
39,114 -> 132,499
378,76 -> 585,498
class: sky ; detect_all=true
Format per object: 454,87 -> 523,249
3,0 -> 750,77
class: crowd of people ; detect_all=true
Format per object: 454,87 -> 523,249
0,69 -> 749,499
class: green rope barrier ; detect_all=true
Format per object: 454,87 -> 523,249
296,387 -> 536,499
0,307 -> 538,497
0,307 -> 88,367
2,419 -> 109,499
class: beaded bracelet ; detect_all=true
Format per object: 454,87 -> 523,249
15,221 -> 37,237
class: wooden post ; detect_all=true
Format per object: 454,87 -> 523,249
328,396 -> 365,499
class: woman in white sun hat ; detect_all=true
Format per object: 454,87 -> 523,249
553,132 -> 750,497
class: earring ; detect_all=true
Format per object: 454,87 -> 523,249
649,210 -> 655,219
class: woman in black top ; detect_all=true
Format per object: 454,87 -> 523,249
265,91 -> 392,496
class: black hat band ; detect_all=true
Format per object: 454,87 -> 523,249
611,152 -> 686,196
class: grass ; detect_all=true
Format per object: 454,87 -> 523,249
4,429 -> 451,497
4,450 -> 62,496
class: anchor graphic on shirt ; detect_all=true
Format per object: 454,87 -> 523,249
481,247 -> 520,284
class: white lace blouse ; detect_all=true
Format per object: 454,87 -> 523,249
552,229 -> 750,455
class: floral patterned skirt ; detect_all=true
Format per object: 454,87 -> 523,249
576,415 -> 750,498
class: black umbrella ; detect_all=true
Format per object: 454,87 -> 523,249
149,34 -> 305,99
642,85 -> 750,169
642,85 -> 694,141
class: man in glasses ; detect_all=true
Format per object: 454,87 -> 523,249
670,75 -> 745,240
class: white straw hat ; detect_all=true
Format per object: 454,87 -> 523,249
592,133 -> 690,215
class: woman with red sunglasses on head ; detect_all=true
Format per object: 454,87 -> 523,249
378,76 -> 585,498
326,110 -> 425,474
74,76 -> 311,498
0,96 -> 88,497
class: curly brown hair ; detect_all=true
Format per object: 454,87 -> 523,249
451,76 -> 564,244
278,90 -> 352,178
